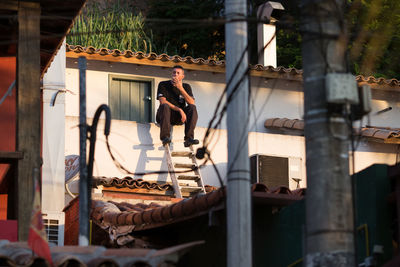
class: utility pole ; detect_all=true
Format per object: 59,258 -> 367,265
225,0 -> 252,266
301,0 -> 355,266
78,56 -> 89,246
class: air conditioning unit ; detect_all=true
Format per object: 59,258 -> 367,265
250,154 -> 303,189
42,211 -> 65,246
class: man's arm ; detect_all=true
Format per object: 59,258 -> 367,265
159,97 -> 187,123
172,80 -> 195,105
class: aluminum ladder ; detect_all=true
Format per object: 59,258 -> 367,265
164,143 -> 206,198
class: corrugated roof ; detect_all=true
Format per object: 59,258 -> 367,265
0,239 -> 203,267
265,117 -> 400,144
90,184 -> 305,237
66,44 -> 400,88
93,176 -> 217,196
94,177 -> 174,191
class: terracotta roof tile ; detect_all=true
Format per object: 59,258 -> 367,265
265,118 -> 304,132
356,75 -> 400,87
94,176 -> 173,191
265,117 -> 400,144
90,184 -> 305,234
0,240 -> 204,267
66,44 -> 301,75
359,127 -> 400,140
66,44 -> 400,88
93,176 -> 217,197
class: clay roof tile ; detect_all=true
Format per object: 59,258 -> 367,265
65,44 -> 399,87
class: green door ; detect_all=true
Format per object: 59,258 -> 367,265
109,77 -> 152,123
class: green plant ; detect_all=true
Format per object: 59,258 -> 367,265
67,1 -> 154,53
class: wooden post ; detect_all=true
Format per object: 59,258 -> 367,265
17,1 -> 41,241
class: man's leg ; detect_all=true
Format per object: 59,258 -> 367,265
156,104 -> 172,141
183,104 -> 198,143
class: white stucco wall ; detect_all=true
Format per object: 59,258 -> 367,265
64,59 -> 400,191
65,59 -> 305,131
42,40 -> 66,246
64,116 -> 307,189
42,40 -> 66,212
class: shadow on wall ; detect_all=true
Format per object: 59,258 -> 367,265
200,161 -> 227,187
133,123 -> 168,182
132,123 -> 228,186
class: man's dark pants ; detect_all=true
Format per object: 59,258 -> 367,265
156,103 -> 198,140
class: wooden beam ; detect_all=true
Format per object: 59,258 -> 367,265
0,1 -> 18,11
66,51 -> 227,73
17,1 -> 41,241
66,52 -> 304,81
66,52 -> 400,91
0,151 -> 23,164
101,186 -> 174,196
363,137 -> 400,144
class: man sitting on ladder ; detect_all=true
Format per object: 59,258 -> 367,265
156,65 -> 199,147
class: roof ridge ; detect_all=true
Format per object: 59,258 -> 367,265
65,44 -> 400,87
65,44 -> 302,75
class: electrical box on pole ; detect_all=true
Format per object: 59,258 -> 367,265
326,73 -> 359,104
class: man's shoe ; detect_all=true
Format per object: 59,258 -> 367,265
162,137 -> 171,146
184,138 -> 199,147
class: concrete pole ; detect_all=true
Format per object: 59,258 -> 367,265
300,0 -> 355,266
78,56 -> 89,246
225,0 -> 252,266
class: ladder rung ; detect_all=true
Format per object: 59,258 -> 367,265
180,186 -> 203,193
177,175 -> 200,181
174,163 -> 196,169
171,151 -> 193,157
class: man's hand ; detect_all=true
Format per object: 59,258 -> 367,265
159,98 -> 187,123
171,78 -> 195,105
172,78 -> 184,91
179,109 -> 187,123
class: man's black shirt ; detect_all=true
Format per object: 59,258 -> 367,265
156,80 -> 194,109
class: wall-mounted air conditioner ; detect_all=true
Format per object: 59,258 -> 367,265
250,154 -> 303,189
42,211 -> 65,246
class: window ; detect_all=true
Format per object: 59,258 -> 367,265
109,76 -> 154,123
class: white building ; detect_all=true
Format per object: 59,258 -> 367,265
60,45 -> 400,194
40,42 -> 400,245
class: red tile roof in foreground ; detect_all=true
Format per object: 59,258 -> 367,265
0,240 -> 203,267
90,184 -> 305,234
66,44 -> 400,89
265,118 -> 400,144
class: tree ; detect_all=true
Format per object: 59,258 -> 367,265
68,0 -> 400,78
347,0 -> 400,79
275,0 -> 400,78
145,0 -> 225,59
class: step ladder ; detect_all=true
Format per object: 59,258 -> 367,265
164,143 -> 206,198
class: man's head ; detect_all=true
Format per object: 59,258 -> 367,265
172,65 -> 185,82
